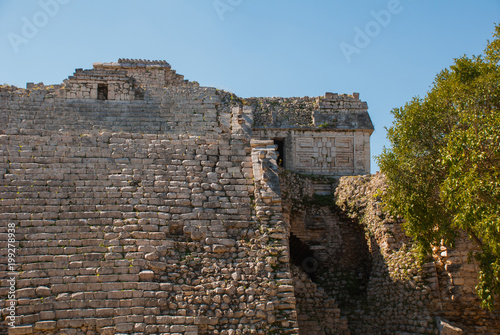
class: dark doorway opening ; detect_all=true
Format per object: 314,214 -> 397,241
289,233 -> 319,281
98,84 -> 108,100
274,139 -> 285,167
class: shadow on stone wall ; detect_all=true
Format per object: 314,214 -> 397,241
281,171 -> 440,334
335,173 -> 500,335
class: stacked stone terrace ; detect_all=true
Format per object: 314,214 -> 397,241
0,59 -> 375,335
0,59 -> 373,335
0,60 -> 300,335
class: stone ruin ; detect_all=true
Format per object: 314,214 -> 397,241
0,59 -> 498,334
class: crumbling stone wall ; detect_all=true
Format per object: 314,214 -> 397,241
335,174 -> 500,334
0,80 -> 300,334
279,170 -> 500,334
335,174 -> 439,334
248,93 -> 370,130
291,265 -> 349,335
433,234 -> 500,333
279,170 -> 371,308
247,97 -> 317,129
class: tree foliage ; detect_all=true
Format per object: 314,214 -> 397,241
377,24 -> 500,309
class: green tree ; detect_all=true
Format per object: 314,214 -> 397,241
377,24 -> 500,309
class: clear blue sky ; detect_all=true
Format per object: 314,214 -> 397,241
1,0 -> 499,172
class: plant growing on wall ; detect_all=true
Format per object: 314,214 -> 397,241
377,24 -> 500,309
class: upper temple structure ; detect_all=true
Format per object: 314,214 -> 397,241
33,58 -> 373,176
6,61 -> 495,335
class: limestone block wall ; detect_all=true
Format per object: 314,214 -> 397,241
313,93 -> 370,130
248,97 -> 317,129
250,140 -> 300,334
0,59 -> 377,334
0,85 -> 300,334
433,235 -> 500,333
0,85 -> 224,136
248,93 -> 371,131
291,265 -> 349,335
